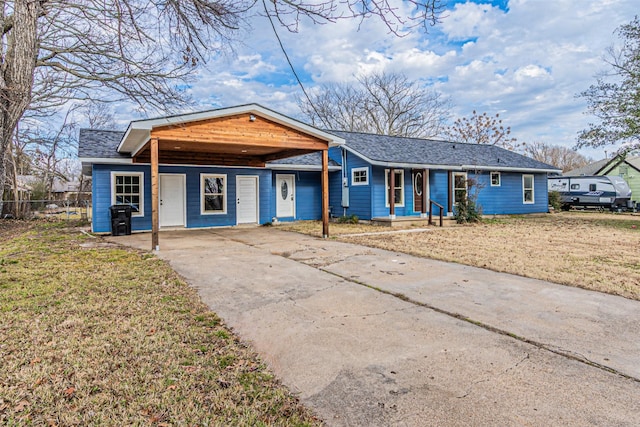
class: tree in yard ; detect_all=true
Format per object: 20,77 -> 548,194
298,72 -> 452,138
524,141 -> 591,172
444,110 -> 520,150
0,0 -> 445,211
577,16 -> 640,153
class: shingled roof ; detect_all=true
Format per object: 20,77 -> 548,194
78,129 -> 129,160
563,158 -> 610,176
328,130 -> 560,172
78,128 -> 339,168
79,127 -> 560,173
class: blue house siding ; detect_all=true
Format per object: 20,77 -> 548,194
371,166 -> 413,218
343,151 -> 372,219
92,164 -> 274,233
428,170 -> 450,215
271,171 -> 330,221
92,164 -> 152,233
472,171 -> 549,215
329,171 -> 343,217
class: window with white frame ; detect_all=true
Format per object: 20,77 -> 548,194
453,172 -> 467,205
351,167 -> 369,185
111,172 -> 144,216
385,169 -> 404,206
201,174 -> 227,214
523,174 -> 534,204
490,172 -> 501,187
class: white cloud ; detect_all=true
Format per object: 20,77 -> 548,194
185,0 -> 638,157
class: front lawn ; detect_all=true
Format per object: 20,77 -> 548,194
0,221 -> 319,426
281,212 -> 640,300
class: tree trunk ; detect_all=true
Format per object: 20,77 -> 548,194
0,0 -> 41,213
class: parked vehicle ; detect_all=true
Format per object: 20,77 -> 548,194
548,175 -> 632,211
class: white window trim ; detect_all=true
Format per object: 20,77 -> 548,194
110,171 -> 144,217
453,172 -> 468,206
490,172 -> 501,187
201,173 -> 227,215
385,169 -> 405,207
351,167 -> 369,186
523,174 -> 535,204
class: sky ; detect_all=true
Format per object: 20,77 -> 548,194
129,0 -> 639,160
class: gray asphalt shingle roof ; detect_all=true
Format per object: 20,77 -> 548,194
78,129 -> 128,159
78,129 -> 339,167
328,130 -> 559,171
268,152 -> 339,167
563,158 -> 610,176
79,128 -> 559,172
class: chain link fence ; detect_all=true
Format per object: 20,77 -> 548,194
1,200 -> 91,221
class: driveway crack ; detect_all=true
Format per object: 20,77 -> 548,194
318,267 -> 640,384
457,352 -> 531,398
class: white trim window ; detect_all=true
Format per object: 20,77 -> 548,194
111,172 -> 144,216
453,172 -> 467,206
385,169 -> 404,207
490,172 -> 501,187
201,174 -> 227,214
523,174 -> 535,204
351,167 -> 369,186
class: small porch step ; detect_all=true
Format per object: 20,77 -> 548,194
370,215 -> 457,227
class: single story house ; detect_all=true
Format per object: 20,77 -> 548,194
326,131 -> 560,220
565,154 -> 639,202
78,104 -> 559,247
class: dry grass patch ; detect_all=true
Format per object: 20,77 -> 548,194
0,221 -> 319,426
278,220 -> 423,237
285,213 -> 640,300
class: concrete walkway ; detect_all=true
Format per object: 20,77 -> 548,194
109,227 -> 640,426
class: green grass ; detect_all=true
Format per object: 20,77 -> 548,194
0,222 -> 319,426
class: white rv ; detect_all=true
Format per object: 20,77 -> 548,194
548,175 -> 632,211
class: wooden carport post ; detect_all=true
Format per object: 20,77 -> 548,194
322,149 -> 329,238
151,137 -> 159,251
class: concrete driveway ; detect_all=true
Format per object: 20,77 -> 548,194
109,227 -> 640,426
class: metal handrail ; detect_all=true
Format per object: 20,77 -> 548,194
428,199 -> 444,227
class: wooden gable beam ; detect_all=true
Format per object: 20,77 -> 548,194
150,115 -> 329,152
133,149 -> 266,167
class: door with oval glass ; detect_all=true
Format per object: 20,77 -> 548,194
276,174 -> 295,218
413,170 -> 424,212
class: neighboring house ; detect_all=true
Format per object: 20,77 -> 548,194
565,155 -> 640,202
327,131 -> 560,219
78,104 -> 559,236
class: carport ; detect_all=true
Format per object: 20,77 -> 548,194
114,104 -> 344,250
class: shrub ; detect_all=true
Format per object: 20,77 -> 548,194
336,214 -> 359,224
548,191 -> 562,211
454,177 -> 483,224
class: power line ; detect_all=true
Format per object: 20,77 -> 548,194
261,0 -> 327,128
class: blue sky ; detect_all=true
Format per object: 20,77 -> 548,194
122,0 -> 638,160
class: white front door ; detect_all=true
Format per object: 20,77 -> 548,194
160,174 -> 185,227
237,176 -> 258,224
276,174 -> 295,218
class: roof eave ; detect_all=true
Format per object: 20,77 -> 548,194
461,165 -> 562,174
267,163 -> 341,171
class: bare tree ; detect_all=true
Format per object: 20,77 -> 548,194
524,141 -> 591,172
298,72 -> 451,138
0,0 -> 445,212
577,16 -> 640,153
444,110 -> 519,150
